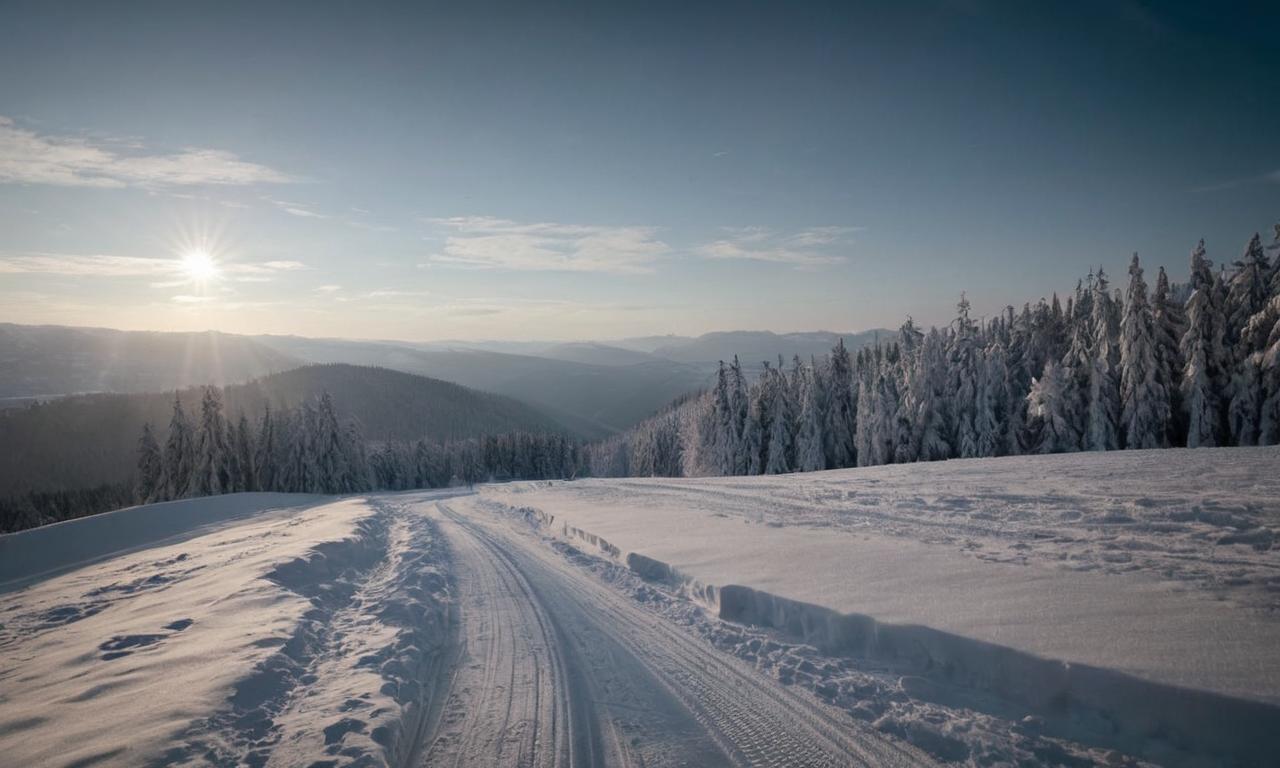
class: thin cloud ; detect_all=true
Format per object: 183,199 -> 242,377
425,216 -> 669,274
263,197 -> 327,218
697,226 -> 859,268
0,116 -> 293,189
0,251 -> 306,278
314,284 -> 342,293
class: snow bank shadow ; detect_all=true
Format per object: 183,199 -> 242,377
713,582 -> 1278,766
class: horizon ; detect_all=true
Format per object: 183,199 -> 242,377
2,1 -> 1277,341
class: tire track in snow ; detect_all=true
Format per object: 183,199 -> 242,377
425,501 -> 930,768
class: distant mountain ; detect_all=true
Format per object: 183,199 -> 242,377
255,336 -> 711,435
650,330 -> 892,366
607,334 -> 697,354
0,323 -> 300,399
0,364 -> 564,499
537,342 -> 659,367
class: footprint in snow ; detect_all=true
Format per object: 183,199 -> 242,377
98,618 -> 194,661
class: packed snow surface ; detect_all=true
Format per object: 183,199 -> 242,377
3,447 -> 1277,767
487,448 -> 1280,703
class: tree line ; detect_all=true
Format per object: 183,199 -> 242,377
589,227 -> 1280,477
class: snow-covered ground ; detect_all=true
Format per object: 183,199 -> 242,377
2,447 -> 1276,767
481,446 -> 1280,766
0,491 -> 463,767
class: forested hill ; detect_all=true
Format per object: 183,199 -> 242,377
0,363 -> 565,499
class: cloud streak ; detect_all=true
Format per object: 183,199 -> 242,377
0,251 -> 305,279
425,216 -> 669,274
0,116 -> 293,189
697,226 -> 858,268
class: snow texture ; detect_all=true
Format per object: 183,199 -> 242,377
482,446 -> 1280,765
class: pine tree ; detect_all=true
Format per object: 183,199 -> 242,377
1085,268 -> 1121,451
255,406 -> 278,492
136,423 -> 164,503
823,340 -> 856,468
974,342 -> 1007,457
192,386 -> 231,496
1181,240 -> 1227,447
764,367 -> 795,474
1119,254 -> 1171,448
794,363 -> 826,471
1152,266 -> 1186,444
229,414 -> 257,492
162,395 -> 195,500
1026,361 -> 1081,453
948,294 -> 980,458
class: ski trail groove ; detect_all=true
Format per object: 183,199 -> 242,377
422,501 -> 930,768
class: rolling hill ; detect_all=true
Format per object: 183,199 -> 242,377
0,364 -> 565,499
0,323 -> 301,401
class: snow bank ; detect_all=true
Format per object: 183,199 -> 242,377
0,495 -> 369,766
482,447 -> 1280,765
0,492 -> 324,588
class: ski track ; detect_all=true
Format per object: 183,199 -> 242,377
420,500 -> 929,768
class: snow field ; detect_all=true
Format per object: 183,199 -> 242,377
480,446 -> 1280,766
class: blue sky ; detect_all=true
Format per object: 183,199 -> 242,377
1,0 -> 1277,341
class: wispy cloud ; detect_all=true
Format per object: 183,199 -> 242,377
0,116 -> 293,189
696,226 -> 859,268
0,251 -> 305,279
314,284 -> 342,293
425,216 -> 670,274
1190,168 -> 1280,194
263,197 -> 327,218
0,253 -> 178,276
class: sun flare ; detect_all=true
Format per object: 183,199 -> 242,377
181,250 -> 219,282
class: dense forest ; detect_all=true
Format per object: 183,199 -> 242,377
589,228 -> 1280,477
1,384 -> 585,533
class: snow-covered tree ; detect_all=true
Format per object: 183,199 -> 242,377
1119,254 -> 1171,448
823,340 -> 856,468
948,294 -> 981,458
764,366 -> 795,474
793,362 -> 826,471
1026,361 -> 1081,453
136,423 -> 164,503
162,395 -> 195,500
1085,268 -> 1121,451
1181,240 -> 1227,447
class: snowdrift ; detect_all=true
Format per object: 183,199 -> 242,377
0,492 -> 324,588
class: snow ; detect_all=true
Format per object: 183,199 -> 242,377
480,446 -> 1280,763
0,491 -> 459,767
3,448 -> 1277,766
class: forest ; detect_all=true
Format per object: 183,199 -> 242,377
589,229 -> 1280,477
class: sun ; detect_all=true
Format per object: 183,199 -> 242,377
181,250 -> 220,282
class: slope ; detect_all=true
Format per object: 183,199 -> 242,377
0,364 -> 566,499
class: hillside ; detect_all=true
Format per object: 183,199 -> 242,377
255,335 -> 711,434
650,329 -> 892,365
0,364 -> 565,498
0,324 -> 301,400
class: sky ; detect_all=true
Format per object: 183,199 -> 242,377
1,0 -> 1278,342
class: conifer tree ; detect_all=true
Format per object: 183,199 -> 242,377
162,395 -> 195,500
192,386 -> 231,496
823,340 -> 856,468
1119,254 -> 1171,448
136,423 -> 164,503
1181,240 -> 1227,447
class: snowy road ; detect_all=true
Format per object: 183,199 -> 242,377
417,498 -> 928,767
